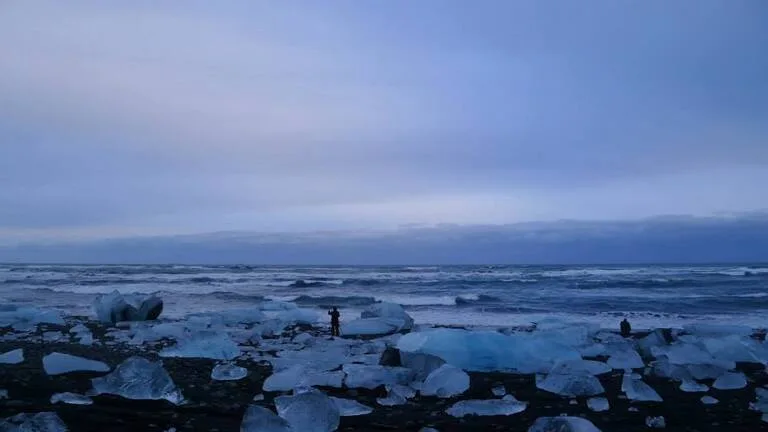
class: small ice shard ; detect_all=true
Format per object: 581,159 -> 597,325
646,416 -> 666,428
491,384 -> 506,397
43,353 -> 110,375
680,380 -> 709,393
253,393 -> 265,401
713,371 -> 747,390
342,364 -> 414,389
263,365 -> 344,391
361,302 -> 414,331
622,373 -> 662,402
549,359 -> 611,376
607,348 -> 644,370
446,399 -> 527,418
211,362 -> 248,381
399,352 -> 446,381
420,364 -> 470,398
0,412 -> 68,432
274,389 -> 340,432
587,397 -> 610,412
159,331 -> 240,360
0,348 -> 23,365
528,416 -> 602,432
536,373 -> 605,397
50,392 -> 93,405
0,389 -> 8,400
240,405 -> 292,432
330,397 -> 373,416
377,384 -> 414,406
701,396 -> 719,405
91,356 -> 184,405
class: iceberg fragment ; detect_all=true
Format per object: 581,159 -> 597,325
274,390 -> 340,432
701,396 -> 719,405
93,290 -> 162,324
50,392 -> 93,405
342,318 -> 405,337
342,364 -> 413,389
361,303 -> 414,331
421,364 -> 470,398
536,373 -> 605,397
680,380 -> 709,393
622,373 -> 662,402
686,363 -> 728,380
528,416 -> 602,432
549,359 -> 611,376
587,397 -> 610,412
159,331 -> 240,360
376,385 -> 413,406
399,352 -> 446,381
712,371 -> 747,390
0,305 -> 65,330
211,362 -> 248,381
607,348 -> 644,370
0,348 -> 24,365
491,385 -> 506,397
91,356 -> 184,404
0,412 -> 68,432
329,397 -> 373,416
240,405 -> 293,432
446,399 -> 527,418
263,365 -> 344,391
645,416 -> 666,429
43,353 -> 110,375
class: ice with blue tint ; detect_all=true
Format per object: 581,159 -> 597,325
329,397 -> 373,416
686,363 -> 728,380
652,343 -> 735,370
622,373 -> 662,402
361,303 -> 414,331
276,308 -> 319,325
649,358 -> 693,382
342,319 -> 405,337
240,405 -> 293,432
679,380 -> 709,392
587,397 -> 610,412
376,384 -> 415,406
713,372 -> 747,390
0,348 -> 24,365
211,362 -> 248,381
536,373 -> 605,397
263,365 -> 344,391
43,353 -> 111,375
528,417 -> 602,432
342,364 -> 414,389
160,331 -> 240,360
701,335 -> 763,363
683,324 -> 753,337
274,389 -> 340,432
550,359 -> 611,376
399,352 -> 446,381
50,392 -> 93,405
0,412 -> 68,432
645,416 -> 666,429
420,364 -> 470,398
701,396 -> 719,405
446,398 -> 527,418
638,330 -> 669,357
91,356 -> 184,405
607,348 -> 644,370
0,305 -> 65,331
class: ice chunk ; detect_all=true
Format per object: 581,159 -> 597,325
276,308 -> 319,325
43,353 -> 110,375
0,389 -> 8,400
361,303 -> 414,331
70,323 -> 89,334
536,373 -> 605,397
253,393 -> 265,401
549,359 -> 611,376
654,343 -> 735,369
701,396 -> 719,405
342,318 -> 405,337
0,348 -> 24,365
0,305 -> 65,330
91,356 -> 184,404
622,373 -> 662,402
43,331 -> 66,342
263,365 -> 344,391
253,319 -> 289,338
528,416 -> 602,432
646,416 -> 666,428
421,364 -> 470,398
446,399 -> 527,417
274,390 -> 340,432
211,362 -> 248,381
93,290 -> 163,324
491,385 -> 506,397
293,332 -> 313,345
376,385 -> 414,406
712,371 -> 747,390
342,364 -> 414,389
683,324 -> 753,337
419,429 -> 439,432
607,348 -> 644,370
51,392 -> 93,405
0,412 -> 68,432
330,397 -> 373,416
240,405 -> 292,432
680,380 -> 709,393
649,358 -> 692,382
587,397 -> 610,412
686,363 -> 728,380
159,331 -> 240,360
400,352 -> 446,381
702,335 -> 760,363
638,329 -> 669,357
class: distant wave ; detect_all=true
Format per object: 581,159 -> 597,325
341,279 -> 382,286
290,280 -> 329,288
292,295 -> 378,307
455,294 -> 503,306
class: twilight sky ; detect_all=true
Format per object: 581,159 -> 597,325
1,1 -> 768,249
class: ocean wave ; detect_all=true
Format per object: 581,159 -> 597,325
292,295 -> 378,307
455,294 -> 503,306
290,280 -> 329,288
341,279 -> 382,286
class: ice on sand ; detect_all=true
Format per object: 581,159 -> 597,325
587,397 -> 610,412
276,308 -> 319,325
491,385 -> 506,397
622,373 -> 662,402
93,290 -> 163,324
51,392 -> 93,405
330,397 -> 373,416
211,363 -> 248,381
377,384 -> 415,406
549,359 -> 611,376
680,380 -> 709,393
646,416 -> 666,428
361,303 -> 414,331
528,416 -> 602,432
342,318 -> 406,337
446,399 -> 527,418
91,356 -> 184,405
701,396 -> 719,405
159,331 -> 240,360
400,352 -> 446,381
536,373 -> 605,397
713,372 -> 747,390
274,390 -> 340,432
0,412 -> 68,432
421,364 -> 470,398
607,348 -> 644,370
43,353 -> 110,375
263,365 -> 344,391
0,348 -> 24,365
0,305 -> 65,331
240,405 -> 292,432
342,364 -> 413,389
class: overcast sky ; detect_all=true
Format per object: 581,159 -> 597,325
2,1 -> 767,245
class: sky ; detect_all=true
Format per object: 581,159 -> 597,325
1,1 -> 768,262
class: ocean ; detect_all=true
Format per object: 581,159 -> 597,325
1,263 -> 767,329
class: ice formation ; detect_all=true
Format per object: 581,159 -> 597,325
607,348 -> 644,370
536,373 -> 605,397
43,353 -> 110,375
645,416 -> 666,428
680,380 -> 709,393
50,392 -> 94,405
342,364 -> 414,389
376,384 -> 412,406
587,397 -> 610,412
0,348 -> 24,365
399,352 -> 446,381
0,412 -> 68,432
159,331 -> 240,360
712,371 -> 747,390
342,319 -> 406,337
446,399 -> 527,418
263,365 -> 344,391
549,359 -> 611,376
420,364 -> 470,398
91,356 -> 184,404
361,303 -> 414,331
528,416 -> 602,432
211,362 -> 248,381
0,305 -> 65,331
621,373 -> 662,402
274,390 -> 340,432
240,405 -> 292,432
93,290 -> 163,324
330,397 -> 373,416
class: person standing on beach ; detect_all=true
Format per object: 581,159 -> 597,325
620,318 -> 632,337
328,307 -> 341,337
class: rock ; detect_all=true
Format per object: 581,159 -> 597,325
379,347 -> 402,367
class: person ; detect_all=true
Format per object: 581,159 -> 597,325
620,318 -> 632,338
328,307 -> 341,337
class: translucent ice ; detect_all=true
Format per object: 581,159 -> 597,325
607,348 -> 644,370
94,290 -> 162,324
549,359 -> 611,376
702,335 -> 760,363
536,373 -> 605,397
622,373 -> 662,402
342,318 -> 405,337
701,396 -> 719,405
330,397 -> 373,416
712,372 -> 747,390
399,352 -> 446,381
446,399 -> 527,418
646,416 -> 666,428
421,364 -> 470,398
263,365 -> 344,391
50,392 -> 93,405
276,308 -> 319,325
0,412 -> 68,432
211,363 -> 248,381
491,385 -> 506,397
649,358 -> 693,382
159,331 -> 240,360
528,416 -> 602,432
361,303 -> 414,331
638,330 -> 669,357
680,380 -> 709,393
240,405 -> 292,432
686,363 -> 728,380
342,364 -> 414,389
91,356 -> 184,404
587,397 -> 610,412
274,390 -> 340,432
0,348 -> 24,365
376,385 -> 413,406
0,305 -> 64,330
43,353 -> 110,375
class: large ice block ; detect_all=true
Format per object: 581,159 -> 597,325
91,356 -> 184,404
0,348 -> 24,365
420,364 -> 470,398
274,390 -> 340,432
159,331 -> 240,360
712,372 -> 747,390
342,318 -> 405,337
240,405 -> 293,432
0,412 -> 68,432
361,303 -> 414,331
263,365 -> 344,391
549,359 -> 611,376
342,364 -> 414,389
621,373 -> 662,402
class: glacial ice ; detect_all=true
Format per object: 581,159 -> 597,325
0,412 -> 68,432
491,385 -> 506,397
638,329 -> 669,357
376,385 -> 414,406
0,348 -> 24,364
50,392 -> 94,405
712,371 -> 747,390
263,365 -> 344,391
752,387 -> 768,414
622,373 -> 662,402
645,416 -> 666,428
0,305 -> 65,331
43,353 -> 111,375
276,308 -> 319,325
274,390 -> 340,432
420,364 -> 470,398
93,290 -> 162,324
91,356 -> 184,404
536,373 -> 605,397
701,335 -> 761,363
686,363 -> 728,380
683,324 -> 753,337
680,380 -> 709,393
240,405 -> 293,432
330,397 -> 373,416
587,397 -> 610,412
652,343 -> 735,370
400,352 -> 446,381
549,359 -> 611,376
293,332 -> 313,345
607,348 -> 644,370
342,318 -> 405,337
253,319 -> 289,338
649,358 -> 693,382
159,331 -> 240,360
701,396 -> 719,405
342,364 -> 414,389
211,362 -> 248,381
446,398 -> 527,418
361,303 -> 414,331
528,416 -> 602,432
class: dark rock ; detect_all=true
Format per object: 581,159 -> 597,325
379,347 -> 402,367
